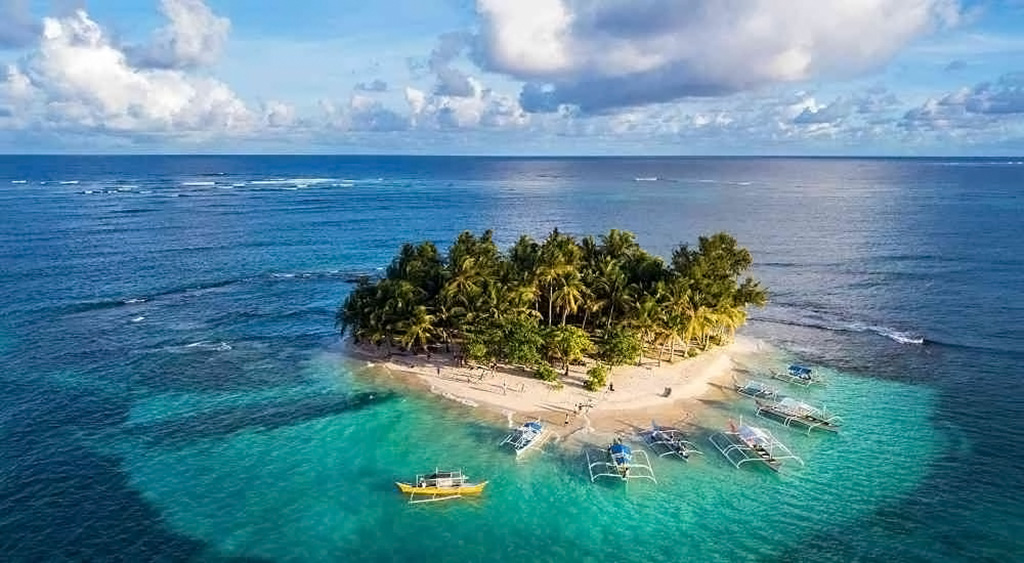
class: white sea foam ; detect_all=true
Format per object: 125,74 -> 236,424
10,180 -> 27,184
59,180 -> 79,185
181,181 -> 215,187
123,298 -> 148,304
249,179 -> 286,185
335,182 -> 355,187
131,316 -> 146,323
635,177 -> 659,182
185,341 -> 232,351
871,326 -> 924,345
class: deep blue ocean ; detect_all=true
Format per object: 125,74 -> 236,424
0,156 -> 1021,562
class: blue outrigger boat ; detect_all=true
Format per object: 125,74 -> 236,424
771,364 -> 821,386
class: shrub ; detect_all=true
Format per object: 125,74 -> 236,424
534,363 -> 560,382
584,363 -> 609,392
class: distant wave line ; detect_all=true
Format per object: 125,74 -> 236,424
751,315 -> 925,345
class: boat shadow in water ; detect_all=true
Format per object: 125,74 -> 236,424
126,390 -> 396,446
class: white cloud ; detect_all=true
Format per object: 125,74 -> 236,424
405,77 -> 528,129
474,0 -> 961,112
130,0 -> 230,69
0,9 -> 255,135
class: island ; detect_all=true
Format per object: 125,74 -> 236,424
338,229 -> 767,433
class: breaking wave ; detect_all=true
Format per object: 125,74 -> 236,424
753,312 -> 925,345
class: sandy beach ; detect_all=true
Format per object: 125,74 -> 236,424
348,336 -> 764,436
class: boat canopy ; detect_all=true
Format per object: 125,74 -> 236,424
525,421 -> 543,432
609,443 -> 633,464
738,425 -> 770,447
788,365 -> 812,377
778,397 -> 815,415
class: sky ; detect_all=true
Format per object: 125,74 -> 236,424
1,0 -> 1024,155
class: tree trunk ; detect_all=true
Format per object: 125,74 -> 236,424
581,309 -> 589,331
668,337 -> 675,363
547,287 -> 554,326
561,308 -> 568,326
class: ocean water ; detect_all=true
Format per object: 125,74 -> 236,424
0,155 -> 1021,562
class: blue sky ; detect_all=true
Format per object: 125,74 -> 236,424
1,0 -> 1023,154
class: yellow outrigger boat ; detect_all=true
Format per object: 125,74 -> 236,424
396,469 -> 487,503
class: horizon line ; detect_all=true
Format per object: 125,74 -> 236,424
0,153 -> 1022,159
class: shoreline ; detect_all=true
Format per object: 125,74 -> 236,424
345,336 -> 763,439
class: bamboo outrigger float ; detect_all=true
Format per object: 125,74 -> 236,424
395,469 -> 488,503
639,421 -> 702,461
708,421 -> 803,472
756,397 -> 842,434
586,439 -> 657,484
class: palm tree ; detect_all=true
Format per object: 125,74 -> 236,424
553,272 -> 585,325
400,306 -> 436,353
629,296 -> 663,363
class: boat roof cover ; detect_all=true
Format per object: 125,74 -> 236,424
778,397 -> 814,413
788,365 -> 812,376
739,425 -> 770,447
525,421 -> 542,432
609,443 -> 632,462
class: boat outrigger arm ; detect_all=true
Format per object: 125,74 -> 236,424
499,420 -> 548,456
708,425 -> 804,472
585,444 -> 657,483
756,397 -> 842,434
639,423 -> 703,460
732,378 -> 782,401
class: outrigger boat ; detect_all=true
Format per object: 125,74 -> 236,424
708,420 -> 803,472
639,421 -> 701,461
586,438 -> 656,483
733,378 -> 781,401
395,469 -> 488,503
770,364 -> 821,386
500,420 -> 547,457
756,397 -> 841,434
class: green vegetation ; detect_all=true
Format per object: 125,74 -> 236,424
584,363 -> 609,392
337,228 -> 767,386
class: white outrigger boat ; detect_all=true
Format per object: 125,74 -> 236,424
586,439 -> 656,483
756,397 -> 841,434
770,364 -> 821,386
500,420 -> 547,457
639,421 -> 701,461
733,378 -> 781,401
708,421 -> 803,472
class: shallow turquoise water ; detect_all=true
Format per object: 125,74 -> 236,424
110,349 -> 941,562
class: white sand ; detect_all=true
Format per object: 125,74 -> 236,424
349,336 -> 762,433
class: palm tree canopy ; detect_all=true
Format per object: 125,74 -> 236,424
338,228 -> 766,370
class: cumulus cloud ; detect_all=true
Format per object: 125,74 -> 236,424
474,0 -> 961,112
319,96 -> 409,132
0,0 -> 38,48
428,31 -> 475,97
405,77 -> 528,129
130,0 -> 230,69
0,9 -> 256,134
901,72 -> 1024,134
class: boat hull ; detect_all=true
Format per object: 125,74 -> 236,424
396,481 -> 488,496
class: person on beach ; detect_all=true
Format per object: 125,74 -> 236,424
436,366 -> 441,377
564,413 -> 570,425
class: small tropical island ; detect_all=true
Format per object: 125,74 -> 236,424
338,229 -> 767,430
